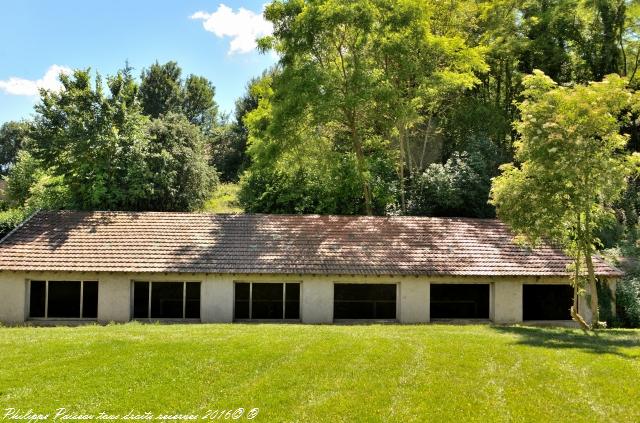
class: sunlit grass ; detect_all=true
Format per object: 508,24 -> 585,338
201,183 -> 243,214
0,324 -> 638,422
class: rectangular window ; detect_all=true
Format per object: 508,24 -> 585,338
151,282 -> 184,319
133,281 -> 150,319
48,281 -> 81,318
234,283 -> 250,319
82,281 -> 98,319
523,284 -> 573,321
234,282 -> 300,320
334,284 -> 397,320
285,283 -> 300,319
430,284 -> 490,319
252,283 -> 284,319
132,282 -> 201,320
29,281 -> 46,318
28,280 -> 98,319
185,282 -> 201,319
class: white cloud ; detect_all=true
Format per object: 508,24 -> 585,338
191,4 -> 273,54
0,65 -> 72,96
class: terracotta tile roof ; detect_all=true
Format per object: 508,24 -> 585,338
0,211 -> 622,276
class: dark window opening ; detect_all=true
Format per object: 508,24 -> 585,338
133,281 -> 201,320
29,281 -> 46,318
252,283 -> 283,319
334,284 -> 397,320
234,283 -> 250,319
523,284 -> 573,320
151,282 -> 184,319
285,283 -> 300,319
48,281 -> 81,318
82,281 -> 98,319
185,282 -> 201,319
29,280 -> 98,319
133,282 -> 150,319
234,282 -> 300,320
430,284 -> 489,319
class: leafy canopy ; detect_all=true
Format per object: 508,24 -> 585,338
21,68 -> 217,211
491,71 -> 637,247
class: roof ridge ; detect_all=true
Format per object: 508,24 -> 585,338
36,210 -> 503,222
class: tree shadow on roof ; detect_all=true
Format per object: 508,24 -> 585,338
492,325 -> 640,359
1,210 -> 129,250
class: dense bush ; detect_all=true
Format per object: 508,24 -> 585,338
3,151 -> 41,206
239,151 -> 389,215
7,70 -> 218,212
406,145 -> 497,218
615,275 -> 640,328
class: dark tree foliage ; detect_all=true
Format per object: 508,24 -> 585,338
138,61 -> 219,132
616,274 -> 640,327
517,0 -> 584,83
182,75 -> 217,129
146,113 -> 218,211
239,149 -> 394,215
210,78 -> 259,182
139,61 -> 183,118
0,121 -> 31,175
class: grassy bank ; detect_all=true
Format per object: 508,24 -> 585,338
0,324 -> 638,422
201,183 -> 243,214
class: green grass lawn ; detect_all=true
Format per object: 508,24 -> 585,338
1,324 -> 639,422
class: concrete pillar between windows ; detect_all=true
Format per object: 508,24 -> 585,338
201,276 -> 233,323
493,281 -> 523,324
301,279 -> 333,323
399,280 -> 429,323
97,274 -> 131,323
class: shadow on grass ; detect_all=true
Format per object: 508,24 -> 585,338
492,325 -> 640,359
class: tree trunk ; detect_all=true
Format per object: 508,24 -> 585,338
585,249 -> 600,328
350,117 -> 373,215
584,207 -> 599,328
398,124 -> 407,213
571,215 -> 590,331
419,116 -> 432,171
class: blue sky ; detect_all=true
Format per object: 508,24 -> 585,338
0,0 -> 277,124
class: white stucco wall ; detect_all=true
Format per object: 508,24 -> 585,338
97,274 -> 131,323
493,281 -> 523,324
301,277 -> 333,323
201,275 -> 233,323
0,271 -> 615,325
0,272 -> 26,324
399,280 -> 429,323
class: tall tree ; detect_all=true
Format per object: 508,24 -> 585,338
490,71 -> 639,330
579,0 -> 627,79
146,113 -> 218,210
373,0 -> 486,211
139,61 -> 183,118
182,75 -> 218,129
28,68 -> 217,211
258,0 -> 485,215
30,69 -> 151,209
